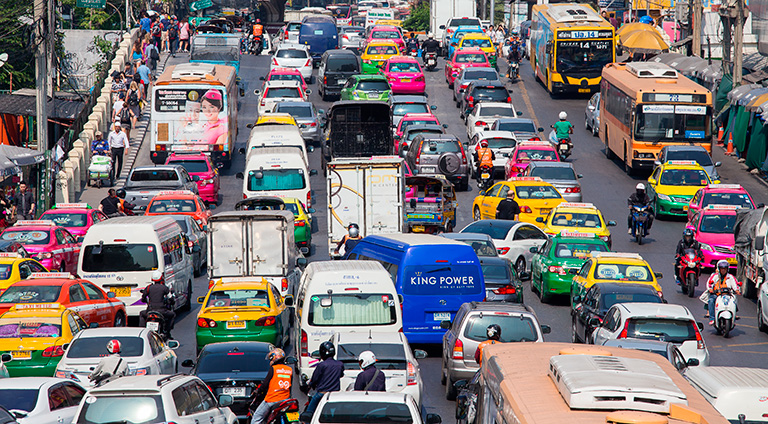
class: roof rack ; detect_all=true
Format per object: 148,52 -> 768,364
157,373 -> 187,387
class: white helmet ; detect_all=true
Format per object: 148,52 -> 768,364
152,270 -> 164,283
358,350 -> 376,368
559,111 -> 567,120
428,32 -> 434,39
635,183 -> 646,191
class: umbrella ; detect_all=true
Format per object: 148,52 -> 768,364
0,145 -> 45,167
616,22 -> 654,38
619,30 -> 669,54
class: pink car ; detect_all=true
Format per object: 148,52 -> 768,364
504,141 -> 560,179
367,25 -> 405,54
39,204 -> 108,243
262,67 -> 308,92
0,221 -> 80,273
444,48 -> 490,88
165,152 -> 221,204
687,183 -> 755,221
381,56 -> 425,94
394,113 -> 441,144
686,205 -> 740,271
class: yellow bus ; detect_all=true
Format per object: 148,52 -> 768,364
467,343 -> 728,424
600,62 -> 712,174
529,3 -> 615,95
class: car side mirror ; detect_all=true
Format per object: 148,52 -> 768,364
588,105 -> 595,111
537,127 -> 544,132
442,124 -> 448,128
589,317 -> 602,327
529,246 -> 538,253
219,395 -> 234,407
516,111 -> 522,116
107,291 -> 116,298
254,89 -> 261,95
654,272 -> 663,278
297,257 -> 308,266
439,25 -> 445,29
572,295 -> 582,304
535,217 -> 544,223
239,147 -> 247,155
300,412 -> 314,423
568,268 -> 579,275
284,294 -> 294,306
453,380 -> 468,390
308,146 -> 315,153
697,322 -> 704,331
426,414 -> 442,424
758,203 -> 765,209
182,359 -> 195,367
686,358 -> 700,367
756,236 -> 765,252
236,172 -> 244,179
715,161 -> 722,167
305,89 -> 312,95
259,76 -> 265,80
311,350 -> 321,359
0,353 -> 11,363
192,175 -> 200,182
431,105 -> 437,110
286,356 -> 298,364
540,324 -> 551,334
654,160 -> 661,167
308,208 -> 316,214
440,320 -> 452,329
519,271 -> 530,281
647,178 -> 657,185
607,220 -> 617,226
246,124 -> 254,129
413,349 -> 427,359
89,322 -> 99,328
545,41 -> 552,53
167,340 -> 180,349
197,296 -> 206,304
310,169 -> 318,176
577,174 -> 583,179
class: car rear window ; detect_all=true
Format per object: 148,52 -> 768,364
277,49 -> 309,59
67,336 -> 145,358
478,106 -> 514,116
699,214 -> 736,234
357,80 -> 390,91
367,45 -> 398,55
483,137 -> 516,149
319,402 -> 412,424
471,87 -> 508,102
529,166 -> 576,181
406,129 -> 442,142
77,395 -> 165,424
626,318 -> 697,343
554,242 -> 608,259
516,148 -> 557,162
1,229 -> 51,245
326,57 -> 359,72
420,139 -> 460,154
456,53 -> 486,63
130,170 -> 179,181
388,62 -> 420,73
197,350 -> 272,373
0,389 -> 38,413
449,18 -> 481,27
393,103 -> 428,116
601,292 -> 662,311
205,289 -> 270,308
41,212 -> 88,227
462,38 -> 492,48
266,88 -> 302,98
148,199 -> 197,213
461,221 -> 513,239
463,69 -> 497,80
308,293 -> 398,326
515,185 -> 562,200
268,73 -> 303,84
463,313 -> 538,342
337,343 -> 407,370
0,317 -> 61,338
496,121 -> 536,133
371,30 -> 399,39
482,263 -> 510,279
169,159 -> 209,173
276,105 -> 313,118
593,263 -> 652,282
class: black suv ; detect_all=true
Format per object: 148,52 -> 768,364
460,80 -> 511,118
318,49 -> 361,100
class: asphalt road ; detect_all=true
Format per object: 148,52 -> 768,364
137,50 -> 768,420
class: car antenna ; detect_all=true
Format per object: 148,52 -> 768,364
368,329 -> 372,340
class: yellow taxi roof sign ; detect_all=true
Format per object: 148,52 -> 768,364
665,160 -> 698,166
557,202 -> 597,209
29,272 -> 73,279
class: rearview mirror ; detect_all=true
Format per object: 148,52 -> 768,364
516,111 -> 522,116
239,147 -> 246,154
577,174 -> 583,179
300,247 -> 309,255
413,349 -> 427,359
431,105 -> 437,110
197,296 -> 205,303
308,208 -> 316,213
647,178 -> 657,185
254,89 -> 261,95
654,272 -> 663,278
540,324 -> 551,334
259,76 -> 265,80
219,395 -> 233,407
478,190 -> 485,196
182,359 -> 195,367
607,220 -> 617,226
519,271 -> 530,281
305,89 -> 312,95
686,358 -> 700,367
442,124 -> 448,128
246,124 -> 254,129
529,246 -> 538,253
284,294 -> 294,307
192,175 -> 200,182
297,257 -> 308,266
286,356 -> 298,364
440,320 -> 451,329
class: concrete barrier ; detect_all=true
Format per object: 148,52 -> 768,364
65,158 -> 80,194
92,104 -> 106,129
88,114 -> 103,135
55,170 -> 69,203
71,142 -> 87,183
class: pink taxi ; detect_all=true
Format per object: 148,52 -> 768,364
262,67 -> 308,92
366,25 -> 405,54
0,221 -> 80,273
445,48 -> 490,88
687,183 -> 755,221
381,56 -> 425,94
165,152 -> 221,205
394,113 -> 442,145
687,205 -> 740,271
504,141 -> 560,179
39,203 -> 108,243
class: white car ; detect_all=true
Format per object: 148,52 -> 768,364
459,220 -> 547,276
465,102 -> 520,140
255,80 -> 310,116
0,377 -> 86,424
326,332 -> 426,406
55,327 -> 179,387
73,375 -> 238,424
467,130 -> 518,177
271,43 -> 313,82
591,302 -> 710,366
310,391 -> 441,424
274,21 -> 302,48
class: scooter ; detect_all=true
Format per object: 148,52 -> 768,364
477,165 -> 494,191
250,34 -> 264,55
424,52 -> 437,71
630,204 -> 652,245
677,248 -> 702,298
557,137 -> 572,159
714,288 -> 737,337
248,389 -> 301,424
144,292 -> 175,341
508,61 -> 519,81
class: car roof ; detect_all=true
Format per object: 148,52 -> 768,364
269,67 -> 303,75
75,327 -> 150,337
201,341 -> 274,353
662,145 -> 708,153
402,113 -> 437,119
324,391 -> 415,402
441,233 -> 494,242
167,152 -> 209,160
455,48 -> 486,54
387,55 -> 419,62
88,375 -> 192,393
133,164 -> 182,172
461,220 -> 520,232
469,81 -> 505,88
212,277 -> 272,289
616,302 -> 693,319
529,161 -> 574,169
0,377 -> 73,389
264,80 -> 302,88
475,131 -> 518,139
590,282 -> 660,294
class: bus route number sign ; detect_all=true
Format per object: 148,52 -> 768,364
559,40 -> 611,50
559,30 -> 613,39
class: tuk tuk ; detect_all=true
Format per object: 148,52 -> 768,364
405,175 -> 457,233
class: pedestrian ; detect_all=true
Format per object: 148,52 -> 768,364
151,17 -> 162,49
123,62 -> 134,80
131,39 -> 143,62
117,90 -> 134,139
168,16 -> 179,57
112,92 -> 126,123
11,181 -> 34,220
108,122 -> 129,179
160,14 -> 171,52
110,72 -> 126,102
136,60 -> 152,99
179,17 -> 190,52
126,81 -> 141,126
495,190 -> 520,220
140,11 -> 152,34
147,41 -> 160,76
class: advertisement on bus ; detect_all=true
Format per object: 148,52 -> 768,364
155,87 -> 229,150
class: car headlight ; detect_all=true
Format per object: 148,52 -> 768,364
700,242 -> 714,252
35,252 -> 53,260
352,92 -> 360,99
657,193 -> 671,201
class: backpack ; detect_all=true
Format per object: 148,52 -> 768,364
128,91 -> 139,107
120,107 -> 131,124
150,45 -> 160,61
151,24 -> 161,36
169,24 -> 178,39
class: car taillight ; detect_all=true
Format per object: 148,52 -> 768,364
548,265 -> 566,275
475,121 -> 486,126
565,186 -> 581,193
42,346 -> 65,357
459,142 -> 467,164
281,278 -> 288,292
305,59 -> 312,67
407,362 -> 417,385
295,220 -> 306,227
520,205 -> 532,213
254,316 -> 276,326
529,137 -> 541,141
506,96 -> 511,103
618,319 -> 630,339
460,83 -> 469,90
324,75 -> 328,84
301,330 -> 309,357
415,148 -> 421,164
452,338 -> 463,360
197,317 -> 217,328
493,285 -> 516,294
693,321 -> 705,349
243,194 -> 248,199
285,33 -> 289,40
272,58 -> 279,66
497,247 -> 510,255
415,75 -> 424,82
307,191 -> 312,206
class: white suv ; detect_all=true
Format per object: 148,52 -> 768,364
308,392 -> 441,424
72,374 -> 238,424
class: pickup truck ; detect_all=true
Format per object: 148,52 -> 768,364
122,165 -> 200,213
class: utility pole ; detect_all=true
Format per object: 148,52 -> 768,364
692,0 -> 702,56
719,0 -> 746,85
125,0 -> 130,32
490,0 -> 495,26
734,0 -> 744,85
34,0 -> 49,153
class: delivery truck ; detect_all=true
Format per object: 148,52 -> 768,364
430,0 -> 477,51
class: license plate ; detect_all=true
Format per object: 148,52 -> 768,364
223,387 -> 246,397
110,286 -> 132,297
412,225 -> 426,232
540,208 -> 551,215
578,88 -> 590,93
10,350 -> 31,360
286,412 -> 300,422
481,173 -> 490,179
401,78 -> 411,82
727,257 -> 737,264
683,205 -> 689,210
227,320 -> 246,329
434,312 -> 451,321
421,167 -> 436,173
146,321 -> 160,332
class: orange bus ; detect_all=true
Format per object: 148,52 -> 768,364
599,62 -> 713,174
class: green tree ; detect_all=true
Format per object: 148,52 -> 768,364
0,0 -> 36,90
403,1 -> 429,32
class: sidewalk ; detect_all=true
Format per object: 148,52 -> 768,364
76,53 -> 171,207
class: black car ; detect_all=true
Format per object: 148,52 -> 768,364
182,342 -> 274,420
318,49 -> 361,101
571,282 -> 665,344
460,80 -> 511,119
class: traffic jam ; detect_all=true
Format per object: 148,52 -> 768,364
0,1 -> 766,424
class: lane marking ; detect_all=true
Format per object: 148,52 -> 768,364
517,79 -> 541,130
710,341 -> 768,348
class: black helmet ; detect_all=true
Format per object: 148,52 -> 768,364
486,324 -> 501,340
683,228 -> 694,240
319,341 -> 335,360
116,189 -> 126,199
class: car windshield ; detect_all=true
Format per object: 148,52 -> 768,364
283,202 -> 300,216
0,285 -> 62,303
699,214 -> 736,234
371,30 -> 399,39
463,69 -> 497,81
464,314 -> 538,342
593,263 -> 653,282
266,88 -> 302,98
456,53 -> 486,63
635,107 -> 711,142
357,80 -> 390,91
529,166 -> 576,180
601,292 -> 663,312
1,229 -> 51,245
129,170 -> 178,181
551,212 -> 602,228
82,244 -> 159,272
660,169 -> 709,186
420,140 -> 460,154
626,318 -> 697,344
42,212 -> 88,227
515,185 -> 562,200
337,343 -> 407,370
276,49 -> 308,58
666,150 -> 713,166
319,401 -> 412,424
483,137 -> 516,149
462,38 -> 492,48
67,336 -> 145,358
169,159 -> 209,173
516,148 -> 556,162
388,62 -> 420,73
77,395 -> 165,424
482,263 -> 511,280
341,27 -> 364,36
0,317 -> 61,338
326,58 -> 359,72
308,293 -> 397,326
461,221 -> 513,240
366,45 -> 397,55
478,106 -> 514,117
205,289 -> 270,308
197,350 -> 272,373
393,103 -> 428,116
554,242 -> 608,258
277,105 -> 313,118
472,87 -> 508,101
0,389 -> 37,413
702,192 -> 753,208
496,121 -> 536,133
148,199 -> 197,214
268,74 -> 303,84
247,169 -> 306,191
460,240 -> 497,256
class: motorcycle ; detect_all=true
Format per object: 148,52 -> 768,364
557,137 -> 572,159
677,248 -> 702,298
508,61 -> 519,81
144,292 -> 175,341
629,204 -> 652,245
713,288 -> 737,337
250,34 -> 264,55
477,165 -> 494,191
425,52 -> 437,71
248,388 -> 301,424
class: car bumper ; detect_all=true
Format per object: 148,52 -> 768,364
390,82 -> 426,95
656,197 -> 690,216
3,356 -> 60,377
196,183 -> 218,203
322,84 -> 343,96
446,173 -> 468,186
484,288 -> 523,303
541,272 -> 574,295
404,331 -> 445,344
562,192 -> 583,202
445,357 -> 479,382
196,328 -> 280,350
702,250 -> 737,270
299,126 -> 322,142
551,82 -> 599,94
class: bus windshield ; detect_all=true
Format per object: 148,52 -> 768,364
247,169 -> 306,191
556,40 -> 612,73
634,105 -> 711,141
190,36 -> 239,63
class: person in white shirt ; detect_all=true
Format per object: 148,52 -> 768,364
89,339 -> 128,386
704,260 -> 741,326
108,122 -> 129,179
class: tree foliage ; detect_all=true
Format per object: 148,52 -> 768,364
403,1 -> 429,32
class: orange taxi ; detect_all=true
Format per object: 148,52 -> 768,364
144,190 -> 212,227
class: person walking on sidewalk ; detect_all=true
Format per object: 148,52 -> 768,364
137,60 -> 152,101
179,18 -> 190,52
168,16 -> 179,57
12,182 -> 34,220
108,122 -> 129,180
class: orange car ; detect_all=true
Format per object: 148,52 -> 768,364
0,272 -> 127,327
144,190 -> 212,227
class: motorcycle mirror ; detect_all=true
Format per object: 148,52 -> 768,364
310,350 -> 321,359
218,395 -> 234,407
588,317 -> 602,327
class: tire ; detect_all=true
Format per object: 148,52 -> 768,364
473,206 -> 481,221
604,128 -> 615,159
759,301 -> 768,333
113,311 -> 126,327
592,122 -> 599,137
181,280 -> 192,312
539,280 -> 550,303
635,229 -> 642,245
722,318 -> 732,338
571,318 -> 581,343
515,257 -> 526,277
445,375 -> 457,400
585,116 -> 590,131
687,273 -> 696,298
440,359 -> 447,385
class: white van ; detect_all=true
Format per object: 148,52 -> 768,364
77,216 -> 194,317
295,261 -> 402,380
237,146 -> 318,206
684,366 -> 768,422
245,124 -> 310,167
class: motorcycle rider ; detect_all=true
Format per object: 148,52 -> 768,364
89,339 -> 128,385
138,271 -> 176,338
251,19 -> 264,53
251,348 -> 293,424
473,140 -> 495,182
552,111 -> 573,142
474,324 -> 502,365
406,32 -> 419,55
354,350 -> 386,391
115,189 -> 136,215
705,260 -> 740,326
675,228 -> 704,285
627,183 -> 654,235
304,341 -> 344,416
334,223 -> 363,256
421,33 -> 440,64
506,37 -> 522,78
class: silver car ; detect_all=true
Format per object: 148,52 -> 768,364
585,92 -> 600,137
339,25 -> 365,50
490,117 -> 544,142
403,134 -> 470,191
452,67 -> 500,107
657,145 -> 721,181
524,161 -> 583,202
274,101 -> 326,145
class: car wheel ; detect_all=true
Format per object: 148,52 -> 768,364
585,116 -> 590,130
473,206 -> 481,221
440,357 -> 447,385
445,375 -> 457,400
113,311 -> 126,327
181,281 -> 192,312
539,280 -> 550,303
515,257 -> 526,276
592,121 -> 599,137
571,318 -> 581,343
759,301 -> 768,333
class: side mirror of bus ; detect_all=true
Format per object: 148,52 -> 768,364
545,41 -> 552,54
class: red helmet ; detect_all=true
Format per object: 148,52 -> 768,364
106,339 -> 121,354
480,140 -> 489,148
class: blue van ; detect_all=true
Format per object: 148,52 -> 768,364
346,234 -> 486,344
299,16 -> 339,64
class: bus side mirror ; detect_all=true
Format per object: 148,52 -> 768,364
545,41 -> 552,54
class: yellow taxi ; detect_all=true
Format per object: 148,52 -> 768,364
361,40 -> 400,74
0,303 -> 87,377
472,177 -> 564,227
647,160 -> 719,218
253,113 -> 298,127
196,277 -> 292,353
569,252 -> 664,308
0,253 -> 48,295
456,33 -> 497,67
539,202 -> 617,248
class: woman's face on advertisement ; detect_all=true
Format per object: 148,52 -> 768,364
201,98 -> 221,120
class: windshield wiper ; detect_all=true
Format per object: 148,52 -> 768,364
426,267 -> 451,273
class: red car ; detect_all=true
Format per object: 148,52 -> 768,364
394,113 -> 442,145
0,273 -> 127,327
165,153 -> 221,205
444,48 -> 490,88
